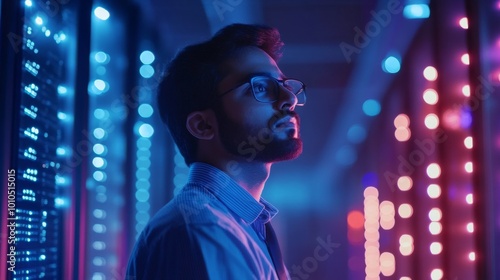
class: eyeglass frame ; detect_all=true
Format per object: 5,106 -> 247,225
216,75 -> 307,106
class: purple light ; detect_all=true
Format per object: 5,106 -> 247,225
460,110 -> 473,129
362,172 -> 378,188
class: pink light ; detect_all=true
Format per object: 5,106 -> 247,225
427,184 -> 442,198
424,113 -> 440,129
461,53 -> 470,65
443,109 -> 461,130
423,66 -> 438,81
466,193 -> 473,204
431,269 -> 444,280
395,127 -> 411,142
459,17 -> 468,29
429,208 -> 442,221
398,204 -> 413,218
379,252 -> 395,276
467,222 -> 474,233
397,176 -> 413,191
430,242 -> 443,255
394,114 -> 410,128
465,162 -> 473,173
469,252 -> 476,261
464,136 -> 473,149
427,163 -> 441,178
429,221 -> 443,235
462,85 -> 471,97
399,234 -> 414,249
423,89 -> 439,105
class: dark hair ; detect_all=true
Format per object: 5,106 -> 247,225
157,23 -> 284,166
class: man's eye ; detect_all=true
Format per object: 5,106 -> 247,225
253,83 -> 267,94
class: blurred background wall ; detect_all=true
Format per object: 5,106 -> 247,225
1,0 -> 499,279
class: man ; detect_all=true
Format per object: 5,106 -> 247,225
127,23 -> 306,280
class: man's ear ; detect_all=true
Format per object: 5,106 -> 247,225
186,110 -> 216,140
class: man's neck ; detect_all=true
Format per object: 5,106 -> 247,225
204,159 -> 272,201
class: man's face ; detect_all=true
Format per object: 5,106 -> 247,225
214,46 -> 303,163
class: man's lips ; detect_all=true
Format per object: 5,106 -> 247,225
275,116 -> 297,129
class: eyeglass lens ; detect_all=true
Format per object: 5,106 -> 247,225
251,77 -> 306,105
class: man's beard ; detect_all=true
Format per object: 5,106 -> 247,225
214,108 -> 303,163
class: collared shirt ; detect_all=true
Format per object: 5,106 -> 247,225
126,162 -> 285,280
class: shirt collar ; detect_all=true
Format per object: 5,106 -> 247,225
188,162 -> 278,224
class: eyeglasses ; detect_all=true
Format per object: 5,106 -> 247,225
218,76 -> 307,106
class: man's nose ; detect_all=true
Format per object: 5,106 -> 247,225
276,84 -> 298,111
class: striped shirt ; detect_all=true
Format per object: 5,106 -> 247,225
126,162 -> 284,279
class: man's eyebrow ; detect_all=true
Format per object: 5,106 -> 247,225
242,72 -> 286,81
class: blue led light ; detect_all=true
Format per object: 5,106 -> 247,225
135,212 -> 150,222
135,189 -> 150,202
96,193 -> 107,203
382,56 -> 401,74
92,157 -> 105,168
44,30 -> 51,37
136,201 -> 151,212
135,179 -> 150,189
93,209 -> 106,219
347,125 -> 367,143
55,175 -> 69,185
137,137 -> 151,149
135,223 -> 146,234
25,0 -> 33,7
93,224 -> 107,233
96,66 -> 106,75
403,4 -> 430,19
56,147 -> 67,156
139,65 -> 155,78
96,185 -> 106,193
93,128 -> 106,139
35,16 -> 43,25
93,273 -> 106,280
57,85 -> 67,95
92,241 -> 106,250
140,51 -> 155,65
93,7 -> 110,20
93,171 -> 106,182
138,123 -> 154,138
93,257 -> 106,266
94,51 -> 109,64
93,109 -> 106,119
138,104 -> 154,118
137,149 -> 151,158
362,99 -> 381,117
136,159 -> 151,169
136,169 -> 151,179
93,79 -> 108,92
55,197 -> 68,208
174,173 -> 188,187
57,112 -> 67,120
174,153 -> 185,166
93,144 -> 106,155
